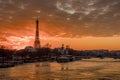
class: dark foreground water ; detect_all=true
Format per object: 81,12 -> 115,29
0,58 -> 120,80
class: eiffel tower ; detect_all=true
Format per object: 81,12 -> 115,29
34,18 -> 40,48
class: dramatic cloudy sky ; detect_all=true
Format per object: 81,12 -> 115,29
0,0 -> 120,50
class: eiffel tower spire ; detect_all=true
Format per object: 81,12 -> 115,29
34,18 -> 40,48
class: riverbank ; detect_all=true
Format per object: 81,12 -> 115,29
0,58 -> 120,80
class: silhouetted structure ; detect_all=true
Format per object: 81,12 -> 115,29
34,18 -> 40,49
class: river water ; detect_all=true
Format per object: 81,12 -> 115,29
0,58 -> 120,80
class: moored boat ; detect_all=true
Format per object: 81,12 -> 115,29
56,55 -> 73,63
0,62 -> 15,68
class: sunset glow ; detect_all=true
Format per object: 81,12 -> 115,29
0,0 -> 120,50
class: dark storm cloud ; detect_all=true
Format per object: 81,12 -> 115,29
0,0 -> 120,37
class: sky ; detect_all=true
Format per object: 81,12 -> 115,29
0,0 -> 120,50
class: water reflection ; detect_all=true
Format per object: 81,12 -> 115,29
61,63 -> 69,71
0,68 -> 10,80
0,58 -> 120,80
60,63 -> 70,80
34,62 -> 51,80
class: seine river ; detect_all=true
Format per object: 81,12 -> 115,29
0,58 -> 120,80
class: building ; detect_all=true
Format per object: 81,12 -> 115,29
34,18 -> 41,49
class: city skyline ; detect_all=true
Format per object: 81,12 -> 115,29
0,0 -> 120,50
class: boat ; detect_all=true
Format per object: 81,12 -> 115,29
0,63 -> 15,68
56,55 -> 73,63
